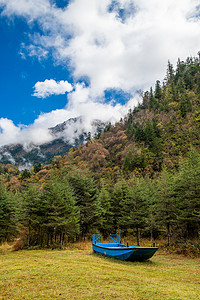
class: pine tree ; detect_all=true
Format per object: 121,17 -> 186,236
0,183 -> 16,242
142,91 -> 149,109
139,177 -> 158,246
68,169 -> 99,238
179,91 -> 192,118
111,180 -> 130,232
144,120 -> 156,145
42,173 -> 80,247
20,184 -> 47,247
166,61 -> 175,84
175,58 -> 185,84
156,170 -> 177,246
118,178 -> 148,246
33,163 -> 42,174
174,149 -> 200,240
20,169 -> 31,180
155,80 -> 162,100
149,87 -> 159,110
98,183 -> 114,236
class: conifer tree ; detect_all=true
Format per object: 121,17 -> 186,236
156,170 -> 177,246
118,178 -> 148,246
175,58 -> 185,84
142,91 -> 149,109
179,91 -> 192,118
68,169 -> 99,238
139,177 -> 158,245
98,183 -> 114,236
166,61 -> 175,84
0,183 -> 16,242
111,180 -> 130,232
21,184 -> 43,247
149,87 -> 159,110
174,149 -> 200,239
144,120 -> 156,145
155,80 -> 162,100
42,173 -> 80,247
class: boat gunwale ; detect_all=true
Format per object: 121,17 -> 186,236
93,243 -> 158,251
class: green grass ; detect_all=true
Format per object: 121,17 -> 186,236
0,245 -> 200,299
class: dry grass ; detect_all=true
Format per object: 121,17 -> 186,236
0,242 -> 13,253
0,244 -> 200,299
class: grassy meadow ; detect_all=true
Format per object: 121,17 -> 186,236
0,243 -> 200,300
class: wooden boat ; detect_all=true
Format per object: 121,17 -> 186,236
92,231 -> 158,262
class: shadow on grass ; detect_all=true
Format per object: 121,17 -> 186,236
91,252 -> 157,266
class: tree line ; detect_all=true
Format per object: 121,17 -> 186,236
0,148 -> 199,248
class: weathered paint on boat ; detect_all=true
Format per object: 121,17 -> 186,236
92,231 -> 158,262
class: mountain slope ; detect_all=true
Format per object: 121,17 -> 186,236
65,57 -> 200,177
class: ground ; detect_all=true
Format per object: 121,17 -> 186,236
0,244 -> 200,299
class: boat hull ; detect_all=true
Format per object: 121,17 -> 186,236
93,243 -> 158,262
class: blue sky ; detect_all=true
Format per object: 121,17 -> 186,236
0,0 -> 199,147
0,14 -> 71,125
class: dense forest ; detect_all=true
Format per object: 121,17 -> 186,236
0,56 -> 200,253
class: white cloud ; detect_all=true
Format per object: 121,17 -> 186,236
0,0 -> 53,20
0,118 -> 54,148
33,79 -> 73,98
65,83 -> 139,125
61,0 -> 200,93
20,43 -> 49,61
2,151 -> 16,165
0,0 -> 200,148
1,0 -> 200,93
0,118 -> 21,146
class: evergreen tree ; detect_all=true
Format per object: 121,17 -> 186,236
20,169 -> 31,180
0,183 -> 16,242
142,91 -> 149,109
174,149 -> 200,240
171,81 -> 178,101
98,183 -> 114,236
21,184 -> 43,247
179,92 -> 192,118
139,177 -> 158,245
166,61 -> 175,84
149,87 -> 159,110
144,120 -> 156,145
127,109 -> 133,125
143,120 -> 163,159
87,132 -> 91,142
123,150 -> 148,173
68,170 -> 99,238
111,180 -> 130,233
42,173 -> 80,247
118,178 -> 148,245
175,58 -> 185,84
156,170 -> 177,246
155,80 -> 162,100
33,163 -> 42,174
135,123 -> 146,142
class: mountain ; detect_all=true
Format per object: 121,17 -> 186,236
61,57 -> 200,177
0,117 -> 106,168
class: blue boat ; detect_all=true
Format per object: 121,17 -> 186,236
92,231 -> 158,262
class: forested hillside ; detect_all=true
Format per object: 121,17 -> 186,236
0,56 -> 200,254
